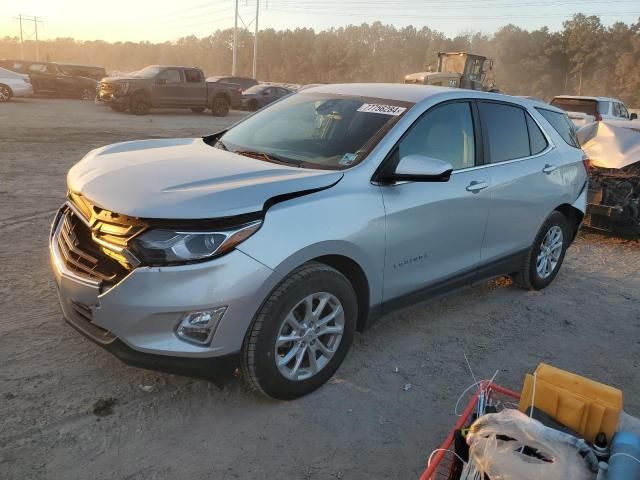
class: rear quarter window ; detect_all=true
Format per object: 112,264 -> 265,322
536,108 -> 580,148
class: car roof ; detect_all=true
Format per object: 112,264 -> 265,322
148,65 -> 201,70
302,83 -> 560,109
552,95 -> 622,103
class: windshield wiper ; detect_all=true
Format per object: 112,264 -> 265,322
234,150 -> 300,167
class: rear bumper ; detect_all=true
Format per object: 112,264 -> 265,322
11,83 -> 34,97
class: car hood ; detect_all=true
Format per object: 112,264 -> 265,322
67,138 -> 343,219
578,120 -> 640,169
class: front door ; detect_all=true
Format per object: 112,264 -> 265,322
152,68 -> 186,106
381,101 -> 491,304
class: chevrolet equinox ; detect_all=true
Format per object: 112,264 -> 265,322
50,84 -> 587,399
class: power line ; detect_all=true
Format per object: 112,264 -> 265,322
13,14 -> 44,60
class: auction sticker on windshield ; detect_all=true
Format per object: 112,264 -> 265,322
357,103 -> 407,115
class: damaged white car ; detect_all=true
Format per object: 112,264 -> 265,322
578,120 -> 640,236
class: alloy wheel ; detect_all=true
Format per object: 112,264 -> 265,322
536,225 -> 563,279
275,292 -> 345,381
0,86 -> 10,102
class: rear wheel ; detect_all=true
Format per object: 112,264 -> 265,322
129,92 -> 150,115
190,106 -> 205,113
0,84 -> 12,102
211,96 -> 230,117
241,262 -> 357,400
512,211 -> 569,290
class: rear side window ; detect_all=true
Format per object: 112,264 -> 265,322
399,101 -> 476,170
536,108 -> 579,148
478,102 -> 529,163
184,69 -> 202,83
526,114 -> 548,155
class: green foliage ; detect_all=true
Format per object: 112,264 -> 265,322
1,14 -> 638,105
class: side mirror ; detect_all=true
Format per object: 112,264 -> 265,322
387,155 -> 453,182
631,113 -> 638,121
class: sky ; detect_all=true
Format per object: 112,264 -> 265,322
2,0 -> 639,43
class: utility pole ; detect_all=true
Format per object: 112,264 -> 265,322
34,16 -> 40,61
232,0 -> 238,75
252,0 -> 259,79
17,15 -> 24,59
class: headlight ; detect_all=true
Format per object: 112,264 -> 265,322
131,220 -> 261,265
116,83 -> 130,95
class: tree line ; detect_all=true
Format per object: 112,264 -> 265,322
1,14 -> 638,105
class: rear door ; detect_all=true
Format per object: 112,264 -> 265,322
27,62 -> 57,94
183,69 -> 207,106
478,101 -> 576,265
381,100 -> 492,303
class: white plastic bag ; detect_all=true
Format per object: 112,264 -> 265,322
466,409 -> 597,480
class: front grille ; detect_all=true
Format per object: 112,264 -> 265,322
56,208 -> 130,283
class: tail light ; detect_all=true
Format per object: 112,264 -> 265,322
582,156 -> 591,173
594,111 -> 602,121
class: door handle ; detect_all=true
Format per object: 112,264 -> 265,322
542,164 -> 558,174
466,180 -> 489,193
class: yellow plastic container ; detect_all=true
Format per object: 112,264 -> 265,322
518,363 -> 623,442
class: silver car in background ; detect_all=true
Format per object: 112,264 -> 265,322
0,66 -> 33,102
50,84 -> 587,399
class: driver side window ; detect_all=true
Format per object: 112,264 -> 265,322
398,102 -> 476,170
157,69 -> 182,84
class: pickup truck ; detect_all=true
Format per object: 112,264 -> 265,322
97,65 -> 241,116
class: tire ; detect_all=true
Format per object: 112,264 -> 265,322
241,262 -> 357,400
110,105 -> 127,112
211,96 -> 230,117
190,107 -> 205,113
0,84 -> 12,102
80,88 -> 95,100
129,92 -> 150,115
512,211 -> 569,290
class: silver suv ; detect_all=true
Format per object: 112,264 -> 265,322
50,84 -> 587,399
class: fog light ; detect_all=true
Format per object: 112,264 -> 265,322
175,307 -> 227,345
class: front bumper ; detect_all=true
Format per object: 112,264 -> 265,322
50,207 -> 282,375
97,91 -> 129,105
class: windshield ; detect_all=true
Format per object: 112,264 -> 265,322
440,54 -> 466,74
216,92 -> 413,170
551,98 -> 598,115
131,66 -> 162,78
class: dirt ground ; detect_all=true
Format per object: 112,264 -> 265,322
1,99 -> 639,480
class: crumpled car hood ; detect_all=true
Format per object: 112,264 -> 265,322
578,120 -> 640,169
67,138 -> 342,219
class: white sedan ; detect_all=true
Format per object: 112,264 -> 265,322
0,66 -> 33,102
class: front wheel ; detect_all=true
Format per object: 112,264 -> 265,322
129,93 -> 150,115
0,84 -> 12,102
80,88 -> 95,100
211,96 -> 230,117
241,263 -> 357,400
512,211 -> 569,290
